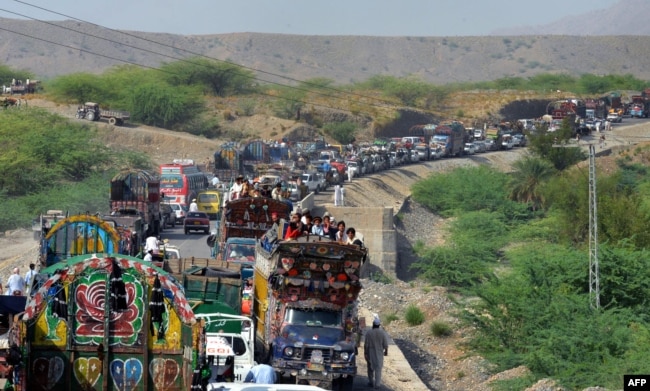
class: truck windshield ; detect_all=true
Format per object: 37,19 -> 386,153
432,135 -> 448,143
285,308 -> 341,327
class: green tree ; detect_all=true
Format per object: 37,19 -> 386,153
46,73 -> 110,104
323,121 -> 357,144
271,87 -> 305,119
161,58 -> 256,96
128,82 -> 204,128
0,108 -> 109,196
508,156 -> 556,210
526,118 -> 586,171
0,64 -> 34,87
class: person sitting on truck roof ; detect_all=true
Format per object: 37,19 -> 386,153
311,216 -> 324,236
284,213 -> 303,240
346,227 -> 364,248
271,182 -> 284,201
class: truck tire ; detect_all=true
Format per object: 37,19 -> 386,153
108,117 -> 117,125
86,111 -> 95,121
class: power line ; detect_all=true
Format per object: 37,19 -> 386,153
0,25 -> 381,114
9,0 -> 407,111
0,7 -> 389,113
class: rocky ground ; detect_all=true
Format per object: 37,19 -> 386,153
4,100 -> 648,390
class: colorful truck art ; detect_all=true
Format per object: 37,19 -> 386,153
21,255 -> 199,391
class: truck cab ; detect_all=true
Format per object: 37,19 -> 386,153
197,313 -> 256,384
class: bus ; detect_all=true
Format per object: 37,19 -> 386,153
160,159 -> 209,207
196,189 -> 221,220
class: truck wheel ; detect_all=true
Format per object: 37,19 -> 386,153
86,111 -> 95,121
108,117 -> 117,125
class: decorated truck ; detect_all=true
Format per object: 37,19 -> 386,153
432,122 -> 466,157
19,254 -> 199,391
213,197 -> 291,264
253,236 -> 368,390
173,258 -> 256,384
38,214 -> 143,268
109,169 -> 163,238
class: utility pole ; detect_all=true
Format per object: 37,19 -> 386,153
553,141 -> 600,309
588,144 -> 600,309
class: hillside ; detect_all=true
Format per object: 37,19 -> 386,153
2,17 -> 650,85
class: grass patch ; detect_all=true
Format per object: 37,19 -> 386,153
385,313 -> 399,325
430,321 -> 453,337
404,305 -> 425,326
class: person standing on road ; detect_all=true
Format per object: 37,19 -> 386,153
364,314 -> 389,389
7,268 -> 25,296
24,263 -> 37,296
189,198 -> 199,212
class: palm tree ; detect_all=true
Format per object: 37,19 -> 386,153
509,155 -> 556,210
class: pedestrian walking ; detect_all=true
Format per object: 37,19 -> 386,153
364,314 -> 389,389
334,184 -> 342,206
600,134 -> 606,149
24,263 -> 37,296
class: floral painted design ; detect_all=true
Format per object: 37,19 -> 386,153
74,270 -> 144,346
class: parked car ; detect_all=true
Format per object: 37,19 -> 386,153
484,139 -> 498,151
607,112 -> 622,123
169,203 -> 187,224
512,134 -> 527,147
430,145 -> 444,159
463,143 -> 476,155
409,149 -> 420,163
183,211 -> 210,234
473,140 -> 487,153
300,171 -> 324,194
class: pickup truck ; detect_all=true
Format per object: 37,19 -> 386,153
184,211 -> 211,234
300,171 -> 325,194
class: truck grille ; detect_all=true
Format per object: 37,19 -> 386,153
301,348 -> 332,363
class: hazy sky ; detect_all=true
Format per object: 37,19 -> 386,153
5,0 -> 618,36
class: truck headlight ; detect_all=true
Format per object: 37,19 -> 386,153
283,347 -> 294,357
339,352 -> 349,361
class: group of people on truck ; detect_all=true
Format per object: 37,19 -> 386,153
278,209 -> 365,247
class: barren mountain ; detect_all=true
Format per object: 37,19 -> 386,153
1,0 -> 650,86
493,0 -> 650,36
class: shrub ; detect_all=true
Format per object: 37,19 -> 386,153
369,271 -> 392,285
237,99 -> 256,116
404,305 -> 425,326
430,321 -> 453,337
385,313 -> 399,325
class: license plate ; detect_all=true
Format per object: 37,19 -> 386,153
205,206 -> 211,210
194,221 -> 201,225
307,363 -> 324,372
